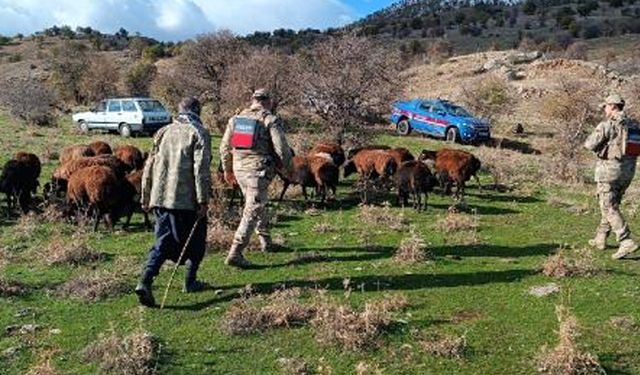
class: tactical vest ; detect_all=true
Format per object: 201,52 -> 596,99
231,117 -> 260,150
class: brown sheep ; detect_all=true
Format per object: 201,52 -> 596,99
346,145 -> 391,160
88,140 -> 113,156
59,145 -> 94,165
385,147 -> 414,167
419,148 -> 482,200
344,149 -> 398,180
114,145 -> 146,171
66,166 -> 136,231
124,170 -> 151,229
279,154 -> 339,203
51,155 -> 130,197
395,160 -> 438,210
310,142 -> 346,167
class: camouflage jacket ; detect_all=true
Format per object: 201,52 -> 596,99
141,112 -> 212,211
584,111 -> 638,182
220,103 -> 293,178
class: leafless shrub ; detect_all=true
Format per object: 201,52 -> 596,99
460,75 -> 512,125
565,43 -> 588,61
0,77 -> 58,126
420,335 -> 467,359
206,217 -> 260,254
298,35 -> 402,139
277,357 -> 313,375
393,228 -> 432,264
541,247 -> 600,279
547,197 -> 591,215
358,203 -> 407,231
83,329 -> 160,375
473,146 -> 542,187
44,232 -> 101,266
222,288 -> 317,335
15,214 -> 40,241
311,294 -> 408,351
540,80 -> 599,184
535,306 -> 605,375
48,41 -> 89,104
125,60 -> 157,97
79,55 -> 120,103
53,270 -> 130,302
427,39 -> 453,64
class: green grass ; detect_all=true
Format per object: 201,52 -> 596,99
2,115 -> 640,374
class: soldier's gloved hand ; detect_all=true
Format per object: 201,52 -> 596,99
197,203 -> 208,219
224,171 -> 237,186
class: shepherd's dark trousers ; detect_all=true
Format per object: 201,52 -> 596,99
141,207 -> 207,281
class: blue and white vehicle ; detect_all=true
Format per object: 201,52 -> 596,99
72,98 -> 172,137
390,99 -> 491,143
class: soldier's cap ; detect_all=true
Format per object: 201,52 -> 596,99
601,94 -> 625,108
252,89 -> 271,100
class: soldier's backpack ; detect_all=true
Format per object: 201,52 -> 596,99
231,117 -> 259,149
623,120 -> 640,157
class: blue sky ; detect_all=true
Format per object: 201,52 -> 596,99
0,0 -> 397,41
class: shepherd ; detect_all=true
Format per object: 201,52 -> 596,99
135,97 -> 212,307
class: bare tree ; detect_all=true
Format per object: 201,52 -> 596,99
79,55 -> 120,103
0,78 -> 58,126
297,35 -> 402,141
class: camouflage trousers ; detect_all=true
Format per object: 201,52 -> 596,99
596,180 -> 632,242
230,170 -> 272,255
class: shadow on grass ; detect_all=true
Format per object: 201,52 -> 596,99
168,268 -> 535,311
432,243 -> 557,258
599,351 -> 640,375
464,192 -> 541,204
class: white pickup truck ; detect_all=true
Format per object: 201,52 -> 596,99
72,98 -> 172,137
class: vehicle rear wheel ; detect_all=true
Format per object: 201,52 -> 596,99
119,123 -> 132,138
78,121 -> 89,134
445,127 -> 460,143
396,119 -> 411,136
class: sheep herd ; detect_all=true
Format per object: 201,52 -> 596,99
0,139 -> 483,232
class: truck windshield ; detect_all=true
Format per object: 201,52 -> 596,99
137,100 -> 166,112
443,103 -> 472,118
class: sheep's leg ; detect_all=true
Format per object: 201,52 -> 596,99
104,212 -> 114,232
143,211 -> 151,230
474,174 -> 483,193
279,181 -> 290,202
415,190 -> 421,211
319,186 -> 327,204
92,208 -> 101,232
301,186 -> 308,201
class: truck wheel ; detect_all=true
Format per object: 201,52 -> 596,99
396,119 -> 411,136
445,127 -> 460,143
78,121 -> 89,134
119,123 -> 132,138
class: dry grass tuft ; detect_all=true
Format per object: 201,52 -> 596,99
610,316 -> 639,332
206,217 -> 260,253
277,357 -> 312,375
83,329 -> 160,375
44,232 -> 101,266
312,221 -> 339,233
420,335 -> 467,359
355,361 -> 384,375
24,359 -> 63,375
54,271 -> 130,302
547,197 -> 591,215
357,203 -> 407,231
436,211 -> 478,233
288,252 -> 329,266
393,229 -> 432,264
0,278 -> 26,297
542,247 -> 600,279
15,214 -> 40,241
535,306 -> 605,375
311,295 -> 408,351
222,288 -> 317,335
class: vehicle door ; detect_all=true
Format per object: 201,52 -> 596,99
121,100 -> 139,125
89,101 -> 107,129
106,100 -> 123,130
429,102 -> 451,138
410,101 -> 440,136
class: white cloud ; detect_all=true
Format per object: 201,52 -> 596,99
0,0 -> 355,41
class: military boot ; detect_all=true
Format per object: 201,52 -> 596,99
588,232 -> 608,250
225,245 -> 252,269
612,239 -> 639,260
135,272 -> 156,307
183,261 -> 206,293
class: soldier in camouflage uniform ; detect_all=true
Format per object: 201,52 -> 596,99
220,89 -> 294,268
584,94 -> 640,259
135,97 -> 212,307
